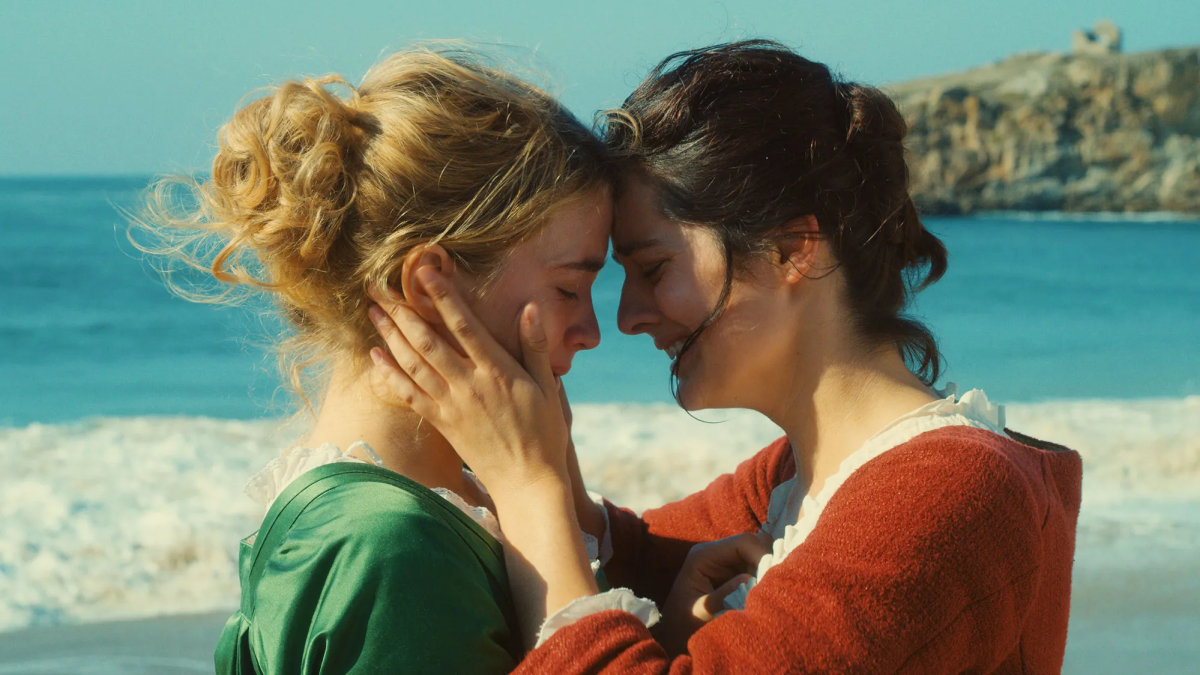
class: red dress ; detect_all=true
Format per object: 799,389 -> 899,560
517,426 -> 1082,674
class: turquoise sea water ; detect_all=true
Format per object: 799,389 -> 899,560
2,176 -> 1198,426
1,177 -> 1199,673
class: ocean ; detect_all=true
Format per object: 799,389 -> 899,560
3,177 -> 1199,424
2,177 -> 1199,672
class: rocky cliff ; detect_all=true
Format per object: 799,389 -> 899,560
887,46 -> 1200,214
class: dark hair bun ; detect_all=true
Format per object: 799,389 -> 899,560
607,39 -> 949,384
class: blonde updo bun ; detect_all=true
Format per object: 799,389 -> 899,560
132,45 -> 611,407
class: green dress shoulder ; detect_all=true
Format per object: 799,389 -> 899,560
215,463 -> 522,675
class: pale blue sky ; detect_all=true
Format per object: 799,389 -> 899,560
2,0 -> 1196,175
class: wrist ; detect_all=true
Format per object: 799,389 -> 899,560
492,474 -> 599,640
490,471 -> 574,519
564,439 -> 606,540
476,442 -> 566,494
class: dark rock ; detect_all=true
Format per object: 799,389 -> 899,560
887,46 -> 1200,214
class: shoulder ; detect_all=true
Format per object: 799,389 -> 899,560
284,479 -> 483,569
858,426 -> 1069,499
733,435 -> 796,491
249,479 -> 520,672
824,427 -> 1070,551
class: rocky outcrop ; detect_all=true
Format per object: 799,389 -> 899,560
887,46 -> 1200,214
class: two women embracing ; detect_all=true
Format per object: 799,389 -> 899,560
138,39 -> 1081,674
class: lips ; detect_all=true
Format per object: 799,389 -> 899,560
656,338 -> 687,361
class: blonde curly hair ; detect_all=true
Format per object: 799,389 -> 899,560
131,44 -> 612,409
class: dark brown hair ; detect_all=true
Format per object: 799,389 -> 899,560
604,40 -> 948,387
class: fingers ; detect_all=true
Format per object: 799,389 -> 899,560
415,268 -> 506,365
730,532 -> 772,571
519,303 -> 556,394
754,529 -> 773,549
366,346 -> 440,420
686,533 -> 771,577
698,573 -> 753,621
368,305 -> 451,400
367,292 -> 471,384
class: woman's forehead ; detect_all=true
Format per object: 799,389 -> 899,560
613,189 -> 679,254
509,195 -> 612,269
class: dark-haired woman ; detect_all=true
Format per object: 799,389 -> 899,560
367,41 -> 1081,673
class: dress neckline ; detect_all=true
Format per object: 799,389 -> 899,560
723,385 -> 1006,612
245,442 -> 505,540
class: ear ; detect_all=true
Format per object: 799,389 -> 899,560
399,244 -> 457,324
777,215 -> 821,284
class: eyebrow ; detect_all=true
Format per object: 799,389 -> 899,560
612,238 -> 662,261
555,256 -> 608,273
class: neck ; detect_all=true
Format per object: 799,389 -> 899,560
300,360 -> 470,495
764,341 -> 937,500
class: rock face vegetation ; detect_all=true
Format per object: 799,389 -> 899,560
888,46 -> 1200,214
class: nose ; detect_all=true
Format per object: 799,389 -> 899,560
617,276 -> 659,336
567,301 -> 602,352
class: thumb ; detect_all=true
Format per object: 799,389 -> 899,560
697,573 -> 753,622
737,531 -> 773,569
519,303 -> 555,393
716,532 -> 772,573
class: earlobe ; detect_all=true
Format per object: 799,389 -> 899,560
399,245 -> 456,324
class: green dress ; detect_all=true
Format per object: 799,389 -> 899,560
215,462 -> 522,674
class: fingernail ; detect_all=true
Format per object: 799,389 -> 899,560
368,305 -> 384,324
525,304 -> 541,327
369,348 -> 383,365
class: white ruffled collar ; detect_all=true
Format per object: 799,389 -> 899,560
244,443 -> 504,541
724,385 -> 1005,611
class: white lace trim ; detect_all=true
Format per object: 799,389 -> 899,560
244,443 -> 604,558
244,443 -> 510,540
244,443 -> 362,509
534,588 -> 661,648
429,484 -> 504,541
722,386 -> 1006,611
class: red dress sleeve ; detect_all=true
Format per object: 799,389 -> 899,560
517,427 -> 1081,674
601,437 -> 794,604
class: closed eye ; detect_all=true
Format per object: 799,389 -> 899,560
644,260 -> 666,281
557,288 -> 579,300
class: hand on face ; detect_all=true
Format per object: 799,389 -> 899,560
365,190 -> 608,492
366,268 -> 570,493
658,531 -> 772,656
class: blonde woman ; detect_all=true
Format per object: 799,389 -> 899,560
135,46 -> 619,673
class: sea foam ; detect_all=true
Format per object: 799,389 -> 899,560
1,399 -> 1197,633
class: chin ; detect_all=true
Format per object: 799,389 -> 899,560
674,367 -> 745,412
674,377 -> 712,411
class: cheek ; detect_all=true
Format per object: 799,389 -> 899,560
536,303 -> 572,348
656,269 -> 724,331
696,289 -> 786,389
469,297 -> 523,360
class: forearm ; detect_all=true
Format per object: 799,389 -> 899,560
492,477 -> 600,649
565,438 -> 607,542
